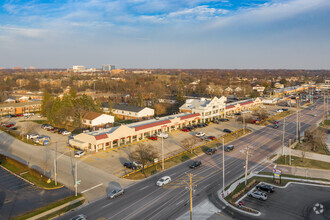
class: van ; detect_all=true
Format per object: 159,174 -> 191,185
224,145 -> 235,152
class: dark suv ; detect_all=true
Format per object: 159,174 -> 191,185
206,148 -> 217,155
223,129 -> 232,133
123,162 -> 137,170
224,145 -> 234,152
189,160 -> 202,169
256,183 -> 274,193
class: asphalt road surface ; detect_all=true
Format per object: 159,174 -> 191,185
60,101 -> 327,220
0,166 -> 73,219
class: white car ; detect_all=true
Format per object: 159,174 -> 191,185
276,109 -> 283,113
195,132 -> 205,137
156,176 -> 171,186
28,133 -> 40,139
62,130 -> 72,135
74,151 -> 85,158
157,133 -> 169,138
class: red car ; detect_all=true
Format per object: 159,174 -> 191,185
208,136 -> 216,140
148,136 -> 158,140
16,114 -> 24,117
181,128 -> 189,132
6,123 -> 15,128
251,120 -> 260,124
274,121 -> 279,124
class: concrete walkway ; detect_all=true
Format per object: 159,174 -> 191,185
275,164 -> 330,181
28,197 -> 85,220
284,147 -> 330,163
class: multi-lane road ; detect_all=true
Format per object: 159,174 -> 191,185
61,101 -> 326,220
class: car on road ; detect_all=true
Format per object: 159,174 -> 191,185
219,118 -> 229,122
157,133 -> 169,138
108,188 -> 124,199
156,176 -> 171,186
248,190 -> 267,200
74,151 -> 85,158
148,136 -> 158,141
313,114 -> 317,117
273,124 -> 279,129
195,132 -> 205,137
223,129 -> 232,133
208,136 -> 216,140
256,183 -> 274,193
224,145 -> 234,152
189,160 -> 202,169
274,120 -> 279,124
70,214 -> 87,220
206,148 -> 217,155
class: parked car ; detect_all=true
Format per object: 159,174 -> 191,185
224,145 -> 234,152
313,114 -> 317,117
16,114 -> 24,117
70,214 -> 87,220
157,133 -> 169,138
156,176 -> 171,186
206,148 -> 217,155
199,136 -> 209,141
256,183 -> 274,193
107,188 -> 124,199
51,127 -> 59,133
251,119 -> 260,124
273,121 -> 279,124
58,128 -> 66,134
41,124 -> 52,129
5,123 -> 15,128
197,124 -> 203,128
208,136 -> 216,140
189,160 -> 202,169
195,132 -> 205,137
282,108 -> 289,111
223,129 -> 232,133
74,151 -> 85,158
276,109 -> 283,113
132,161 -> 143,168
248,190 -> 267,200
28,133 -> 40,139
62,130 -> 71,135
181,128 -> 189,132
47,126 -> 55,131
123,162 -> 137,169
202,123 -> 208,127
148,136 -> 158,141
219,118 -> 229,122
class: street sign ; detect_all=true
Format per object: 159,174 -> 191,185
273,168 -> 282,175
76,180 -> 81,185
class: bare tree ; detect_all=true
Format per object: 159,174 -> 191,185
130,144 -> 159,176
181,137 -> 199,153
20,122 -> 39,137
305,126 -> 327,152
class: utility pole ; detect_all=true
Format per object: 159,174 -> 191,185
55,142 -> 57,185
296,98 -> 299,141
245,146 -> 249,185
327,92 -> 328,120
243,113 -> 245,134
282,117 -> 285,155
222,138 -> 225,195
298,98 -> 301,142
323,90 -> 326,123
190,174 -> 193,220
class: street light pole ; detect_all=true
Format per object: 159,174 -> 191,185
282,117 -> 285,155
243,113 -> 245,134
189,173 -> 193,220
162,135 -> 164,170
222,138 -> 225,195
75,160 -> 78,196
296,99 -> 299,141
289,139 -> 292,166
245,146 -> 249,185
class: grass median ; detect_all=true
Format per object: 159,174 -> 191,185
0,154 -> 63,189
14,194 -> 83,220
124,129 -> 252,180
259,110 -> 294,126
275,155 -> 330,170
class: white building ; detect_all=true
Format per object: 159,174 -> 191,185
179,96 -> 227,122
82,112 -> 114,128
102,103 -> 155,121
73,65 -> 86,72
102,64 -> 116,71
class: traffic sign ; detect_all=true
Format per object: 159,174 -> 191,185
76,180 -> 81,185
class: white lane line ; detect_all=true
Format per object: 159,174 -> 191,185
176,199 -> 184,206
102,203 -> 112,209
81,183 -> 103,194
139,185 -> 150,191
199,183 -> 210,191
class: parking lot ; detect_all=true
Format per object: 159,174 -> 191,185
0,166 -> 73,219
241,183 -> 330,220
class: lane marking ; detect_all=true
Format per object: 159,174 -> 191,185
102,203 -> 112,209
139,185 -> 150,191
81,183 -> 103,194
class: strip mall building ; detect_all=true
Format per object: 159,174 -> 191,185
69,96 -> 263,152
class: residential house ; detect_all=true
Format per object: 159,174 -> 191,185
102,103 -> 155,121
82,112 -> 114,128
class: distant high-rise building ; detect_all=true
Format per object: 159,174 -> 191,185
102,64 -> 115,71
73,65 -> 86,72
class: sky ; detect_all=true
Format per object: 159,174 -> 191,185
0,0 -> 329,69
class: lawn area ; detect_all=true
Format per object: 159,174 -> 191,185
0,154 -> 63,189
14,194 -> 83,220
275,155 -> 330,170
124,128 -> 252,180
259,110 -> 294,126
31,119 -> 48,124
294,142 -> 330,156
320,119 -> 330,127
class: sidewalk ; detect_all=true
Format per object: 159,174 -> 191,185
28,197 -> 85,220
275,164 -> 330,181
283,147 -> 330,163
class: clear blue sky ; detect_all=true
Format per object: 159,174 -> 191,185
0,0 -> 329,69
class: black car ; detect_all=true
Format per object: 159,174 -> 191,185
224,145 -> 234,152
123,162 -> 137,170
235,112 -> 241,116
189,160 -> 202,169
197,124 -> 203,128
202,123 -> 207,127
223,129 -> 232,133
206,148 -> 217,155
256,183 -> 274,193
219,118 -> 229,122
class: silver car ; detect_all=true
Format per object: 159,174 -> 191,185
107,188 -> 124,199
248,190 -> 267,201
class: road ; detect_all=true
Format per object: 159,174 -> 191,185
60,101 -> 326,220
